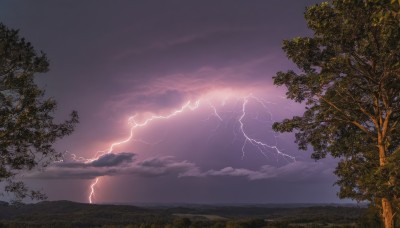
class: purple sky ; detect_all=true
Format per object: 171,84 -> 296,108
0,0 -> 347,204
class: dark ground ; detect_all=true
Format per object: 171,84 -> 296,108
0,200 -> 377,227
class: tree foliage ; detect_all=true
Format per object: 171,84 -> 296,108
0,23 -> 78,202
272,0 -> 400,227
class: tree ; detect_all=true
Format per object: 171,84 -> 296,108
376,0 -> 400,22
0,23 -> 78,202
272,1 -> 400,227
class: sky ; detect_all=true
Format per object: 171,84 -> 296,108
0,0 -> 348,204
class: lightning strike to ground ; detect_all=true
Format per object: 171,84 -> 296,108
87,100 -> 201,203
89,178 -> 99,204
66,93 -> 295,204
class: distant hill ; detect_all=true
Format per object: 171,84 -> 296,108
0,200 -> 370,227
0,200 -> 167,227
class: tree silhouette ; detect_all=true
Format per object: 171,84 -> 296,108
273,1 -> 400,227
0,23 -> 78,202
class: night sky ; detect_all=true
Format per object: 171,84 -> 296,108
0,0 -> 345,204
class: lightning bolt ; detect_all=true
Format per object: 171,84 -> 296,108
63,93 -> 294,204
209,102 -> 223,122
89,178 -> 99,204
238,95 -> 295,161
87,100 -> 201,203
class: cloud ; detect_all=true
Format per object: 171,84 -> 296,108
27,152 -> 332,183
103,55 -> 281,115
27,154 -> 200,180
203,167 -> 274,180
183,160 -> 334,182
91,153 -> 135,167
112,26 -> 264,60
132,156 -> 201,177
56,152 -> 135,169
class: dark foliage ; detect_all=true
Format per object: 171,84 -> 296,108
272,1 -> 400,226
0,201 -> 368,228
0,22 -> 78,202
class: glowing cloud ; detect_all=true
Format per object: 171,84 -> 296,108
51,90 -> 296,203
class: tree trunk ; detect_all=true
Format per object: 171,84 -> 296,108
382,198 -> 394,228
378,141 -> 394,228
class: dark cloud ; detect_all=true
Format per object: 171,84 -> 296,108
132,156 -> 201,177
29,154 -> 332,183
91,152 -> 135,167
27,154 -> 200,180
56,152 -> 136,169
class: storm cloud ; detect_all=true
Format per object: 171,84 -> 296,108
29,153 -> 332,183
28,154 -> 200,180
91,153 -> 135,167
1,0 -> 342,204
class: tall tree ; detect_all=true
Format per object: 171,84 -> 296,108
272,1 -> 400,227
0,23 -> 78,202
